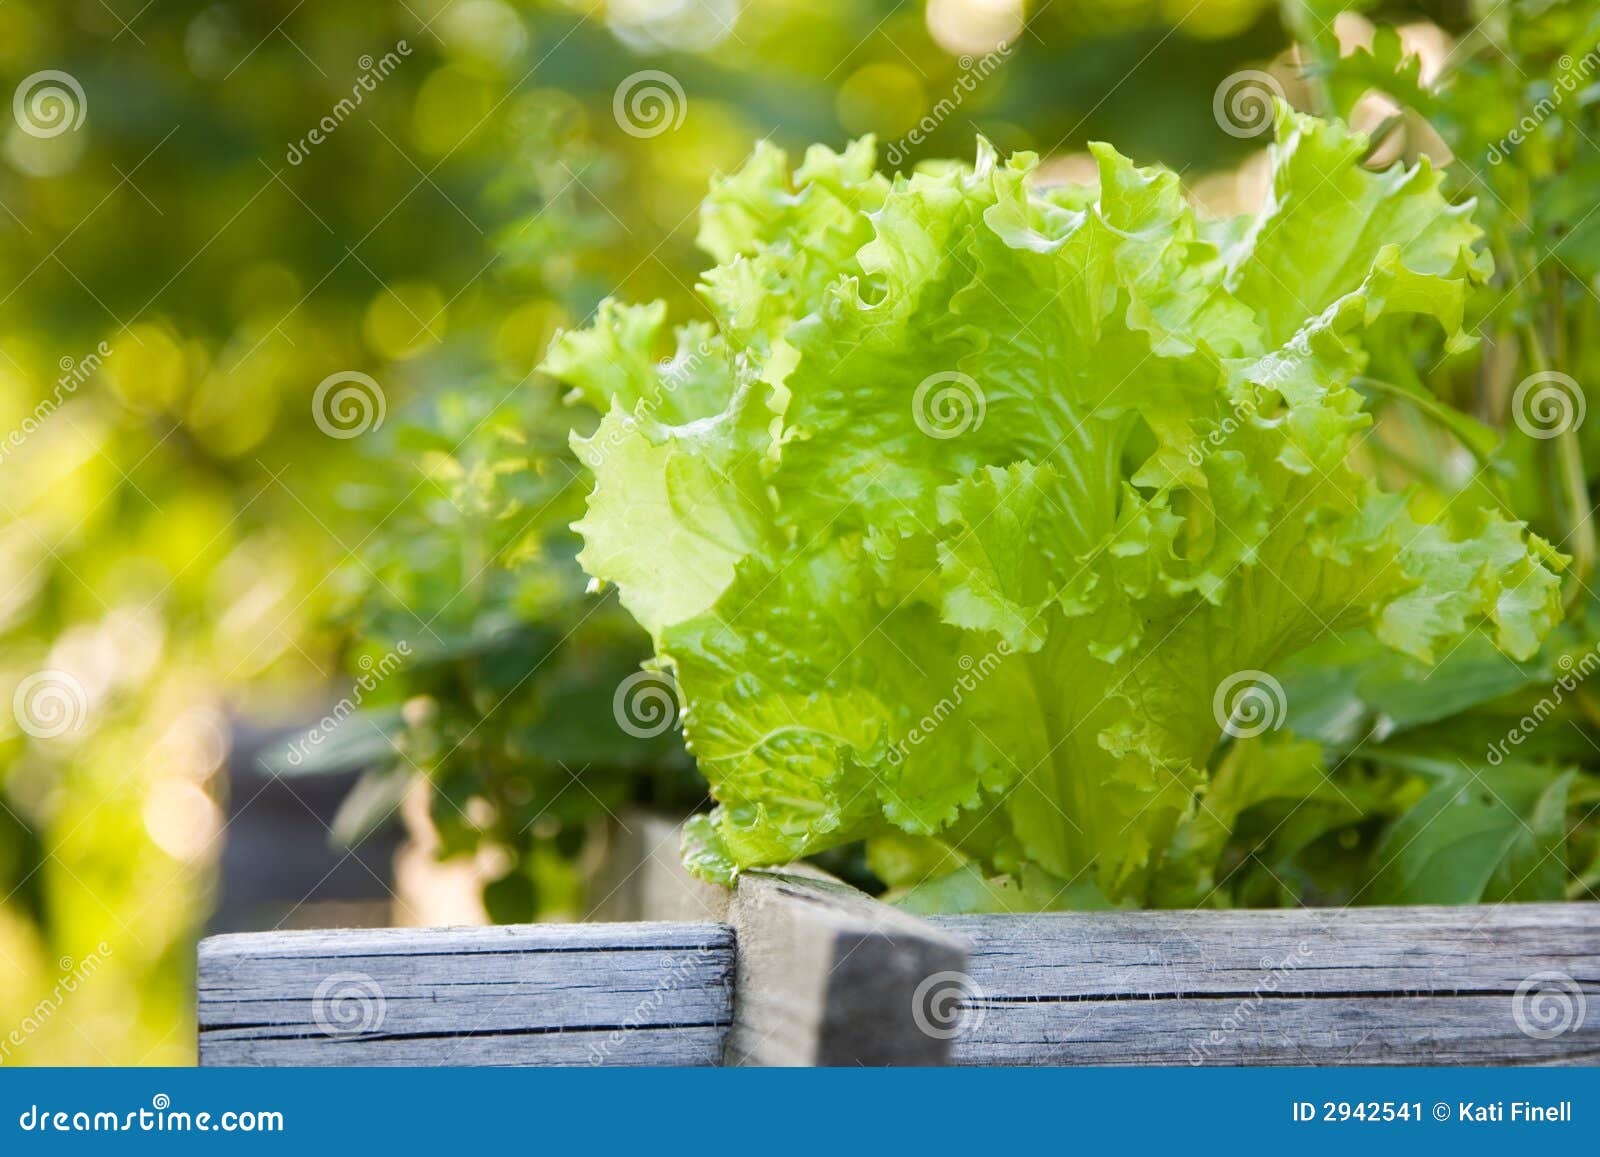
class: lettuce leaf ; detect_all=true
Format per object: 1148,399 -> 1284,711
546,109 -> 1565,904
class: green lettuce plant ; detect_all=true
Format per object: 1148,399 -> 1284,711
545,110 -> 1566,906
1245,0 -> 1600,907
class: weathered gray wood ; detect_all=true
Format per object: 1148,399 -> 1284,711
601,814 -> 971,1065
723,869 -> 968,1066
200,818 -> 1600,1068
930,904 -> 1600,1066
198,921 -> 734,1066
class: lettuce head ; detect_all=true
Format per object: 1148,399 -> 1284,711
543,109 -> 1565,905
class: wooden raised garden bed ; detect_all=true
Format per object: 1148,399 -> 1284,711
198,818 -> 1600,1066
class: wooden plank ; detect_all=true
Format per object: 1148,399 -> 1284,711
198,921 -> 734,1067
602,814 -> 972,1066
930,904 -> 1600,1066
723,869 -> 969,1067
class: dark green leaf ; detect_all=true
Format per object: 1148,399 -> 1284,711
1366,756 -> 1573,903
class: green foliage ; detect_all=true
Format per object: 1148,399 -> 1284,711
1248,0 -> 1600,908
300,379 -> 699,911
547,111 -> 1565,906
1301,0 -> 1600,539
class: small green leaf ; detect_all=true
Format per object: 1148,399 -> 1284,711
329,765 -> 410,849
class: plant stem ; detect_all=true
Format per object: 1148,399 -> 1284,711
1352,375 -> 1513,511
1522,322 -> 1594,614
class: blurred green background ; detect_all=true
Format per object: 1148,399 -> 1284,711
6,0 -> 1574,1065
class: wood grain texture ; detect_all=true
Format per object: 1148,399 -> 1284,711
200,816 -> 1600,1069
723,870 -> 968,1067
930,904 -> 1600,1066
603,816 -> 971,1066
198,921 -> 734,1067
